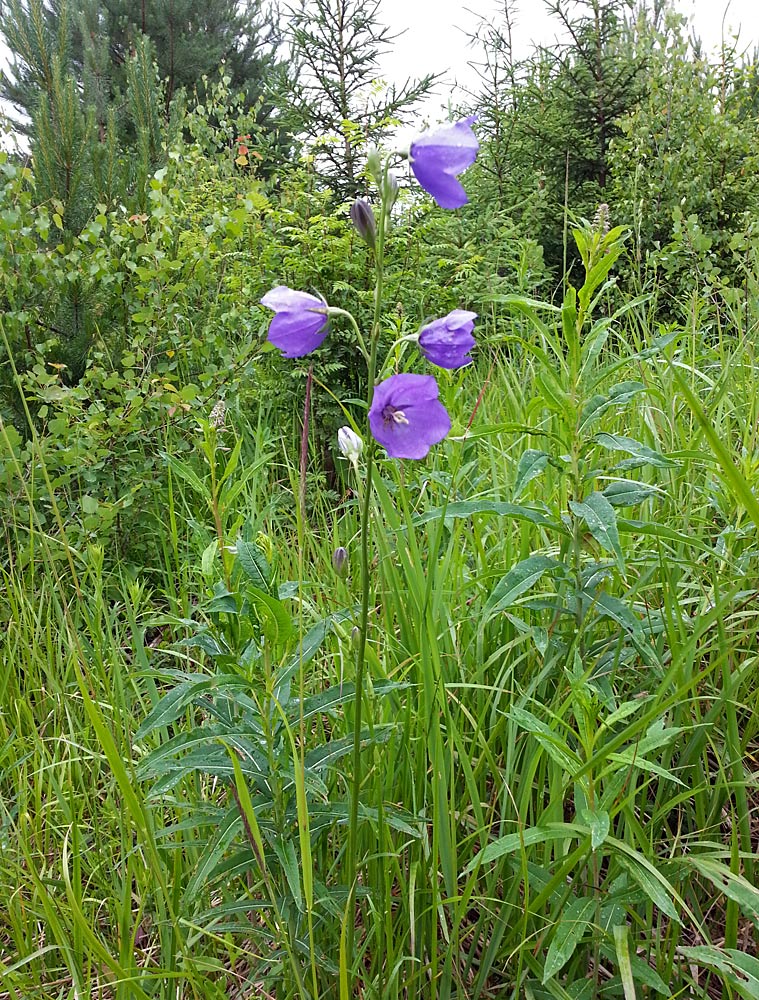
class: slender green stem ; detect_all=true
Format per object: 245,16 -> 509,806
345,164 -> 390,981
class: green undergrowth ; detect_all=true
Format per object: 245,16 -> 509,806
2,260 -> 759,998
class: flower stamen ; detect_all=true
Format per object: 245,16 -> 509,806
384,406 -> 409,426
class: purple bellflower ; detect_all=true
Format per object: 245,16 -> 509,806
410,116 -> 479,210
368,373 -> 451,459
419,309 -> 477,369
261,286 -> 329,358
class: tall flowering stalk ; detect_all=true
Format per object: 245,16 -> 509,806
259,118 -> 478,988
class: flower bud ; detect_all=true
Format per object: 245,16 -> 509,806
338,426 -> 363,469
384,171 -> 400,210
366,148 -> 382,186
332,546 -> 349,578
349,199 -> 376,249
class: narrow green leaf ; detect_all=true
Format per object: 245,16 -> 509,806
542,897 -> 596,982
612,924 -> 637,1000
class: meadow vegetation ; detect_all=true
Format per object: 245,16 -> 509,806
1,1 -> 759,997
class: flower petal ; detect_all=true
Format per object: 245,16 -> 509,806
410,158 -> 469,210
267,312 -> 328,358
368,373 -> 451,459
378,399 -> 451,458
261,285 -> 329,358
261,286 -> 324,312
409,117 -> 479,209
418,309 -> 478,369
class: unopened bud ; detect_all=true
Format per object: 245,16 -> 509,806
366,148 -> 382,186
349,199 -> 376,249
332,546 -> 349,578
338,426 -> 363,469
384,171 -> 399,210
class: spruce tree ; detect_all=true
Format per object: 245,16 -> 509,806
285,0 -> 436,198
2,0 -> 290,146
471,0 -> 647,274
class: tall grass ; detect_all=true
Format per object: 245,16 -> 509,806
2,274 -> 758,999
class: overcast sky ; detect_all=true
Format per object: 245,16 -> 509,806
2,0 -> 759,151
378,0 -> 759,120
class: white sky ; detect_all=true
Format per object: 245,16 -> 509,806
2,1 -> 759,151
378,0 -> 759,121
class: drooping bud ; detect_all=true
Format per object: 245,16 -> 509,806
338,426 -> 363,470
332,546 -> 349,578
349,199 -> 376,250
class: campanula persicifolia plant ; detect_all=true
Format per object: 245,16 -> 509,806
260,117 -> 479,984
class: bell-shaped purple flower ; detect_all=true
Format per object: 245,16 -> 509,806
368,373 -> 451,459
261,286 -> 329,358
419,309 -> 477,369
410,116 -> 478,210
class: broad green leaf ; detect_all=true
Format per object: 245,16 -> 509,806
594,433 -> 676,468
612,925 -> 637,1000
672,364 -> 759,535
580,807 -> 610,850
248,586 -> 293,651
537,368 -> 574,418
569,491 -> 625,571
464,822 -> 586,873
594,593 -> 642,635
218,436 -> 243,487
164,453 -> 207,496
579,317 -> 612,380
580,382 -> 646,430
274,607 -> 356,704
304,725 -> 393,771
608,752 -> 684,786
414,499 -> 564,532
184,806 -> 242,903
484,556 -> 561,619
509,706 -> 582,774
290,679 -> 406,722
678,947 -> 759,999
201,539 -> 219,577
612,853 -> 680,923
543,896 -> 596,982
272,839 -> 303,912
602,480 -> 658,507
136,674 -> 252,740
513,449 -> 551,499
235,540 -> 272,592
686,857 -> 759,929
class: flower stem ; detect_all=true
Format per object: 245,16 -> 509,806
345,162 -> 389,979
